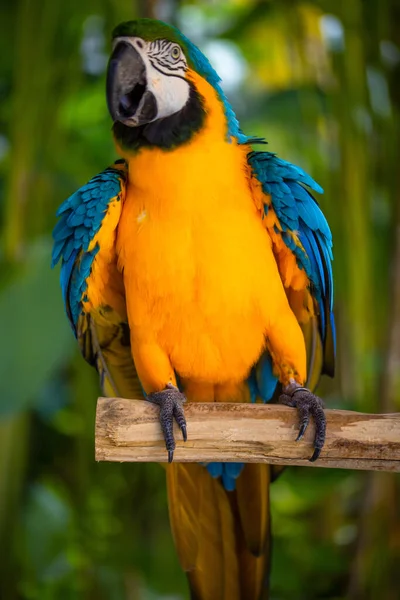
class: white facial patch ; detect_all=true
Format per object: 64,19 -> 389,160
113,36 -> 190,122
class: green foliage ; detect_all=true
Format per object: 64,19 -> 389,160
0,241 -> 73,415
1,0 -> 400,599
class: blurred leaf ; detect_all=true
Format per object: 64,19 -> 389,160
0,240 -> 73,416
23,482 -> 74,576
17,481 -> 81,600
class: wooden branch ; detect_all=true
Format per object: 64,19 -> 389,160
95,398 -> 400,472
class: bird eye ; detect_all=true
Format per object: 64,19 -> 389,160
170,46 -> 181,60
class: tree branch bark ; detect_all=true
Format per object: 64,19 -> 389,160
96,398 -> 400,472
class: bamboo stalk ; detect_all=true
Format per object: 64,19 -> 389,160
96,398 -> 400,472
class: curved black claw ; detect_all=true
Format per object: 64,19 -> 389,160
147,383 -> 187,462
279,384 -> 326,462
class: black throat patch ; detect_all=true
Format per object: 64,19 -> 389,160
112,83 -> 206,152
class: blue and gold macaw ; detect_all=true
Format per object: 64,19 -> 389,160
52,19 -> 335,599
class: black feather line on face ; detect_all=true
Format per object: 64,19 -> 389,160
148,59 -> 187,78
113,83 -> 206,152
149,57 -> 186,73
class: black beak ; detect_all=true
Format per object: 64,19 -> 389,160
106,41 -> 157,126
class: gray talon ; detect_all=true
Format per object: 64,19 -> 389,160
148,384 -> 187,461
279,385 -> 326,461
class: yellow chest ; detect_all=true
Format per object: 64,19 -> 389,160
116,138 -> 283,383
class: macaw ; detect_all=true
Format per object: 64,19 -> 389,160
52,18 -> 335,600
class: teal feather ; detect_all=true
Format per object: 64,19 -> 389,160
248,150 -> 335,378
52,166 -> 126,332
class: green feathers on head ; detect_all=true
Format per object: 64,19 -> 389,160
113,19 -> 185,47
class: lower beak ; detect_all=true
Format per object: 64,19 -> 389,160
106,42 -> 157,126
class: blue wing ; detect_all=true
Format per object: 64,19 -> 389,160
52,162 -> 126,333
248,150 -> 335,391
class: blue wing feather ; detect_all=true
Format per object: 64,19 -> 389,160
248,150 -> 335,382
52,165 -> 126,334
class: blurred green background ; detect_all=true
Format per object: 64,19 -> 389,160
1,0 -> 400,598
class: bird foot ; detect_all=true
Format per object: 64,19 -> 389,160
147,383 -> 187,462
279,383 -> 326,462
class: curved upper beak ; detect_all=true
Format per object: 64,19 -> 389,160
106,41 -> 157,126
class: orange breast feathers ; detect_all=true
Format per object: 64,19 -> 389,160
116,71 -> 307,394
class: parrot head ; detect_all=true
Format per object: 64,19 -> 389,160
106,19 -> 245,151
